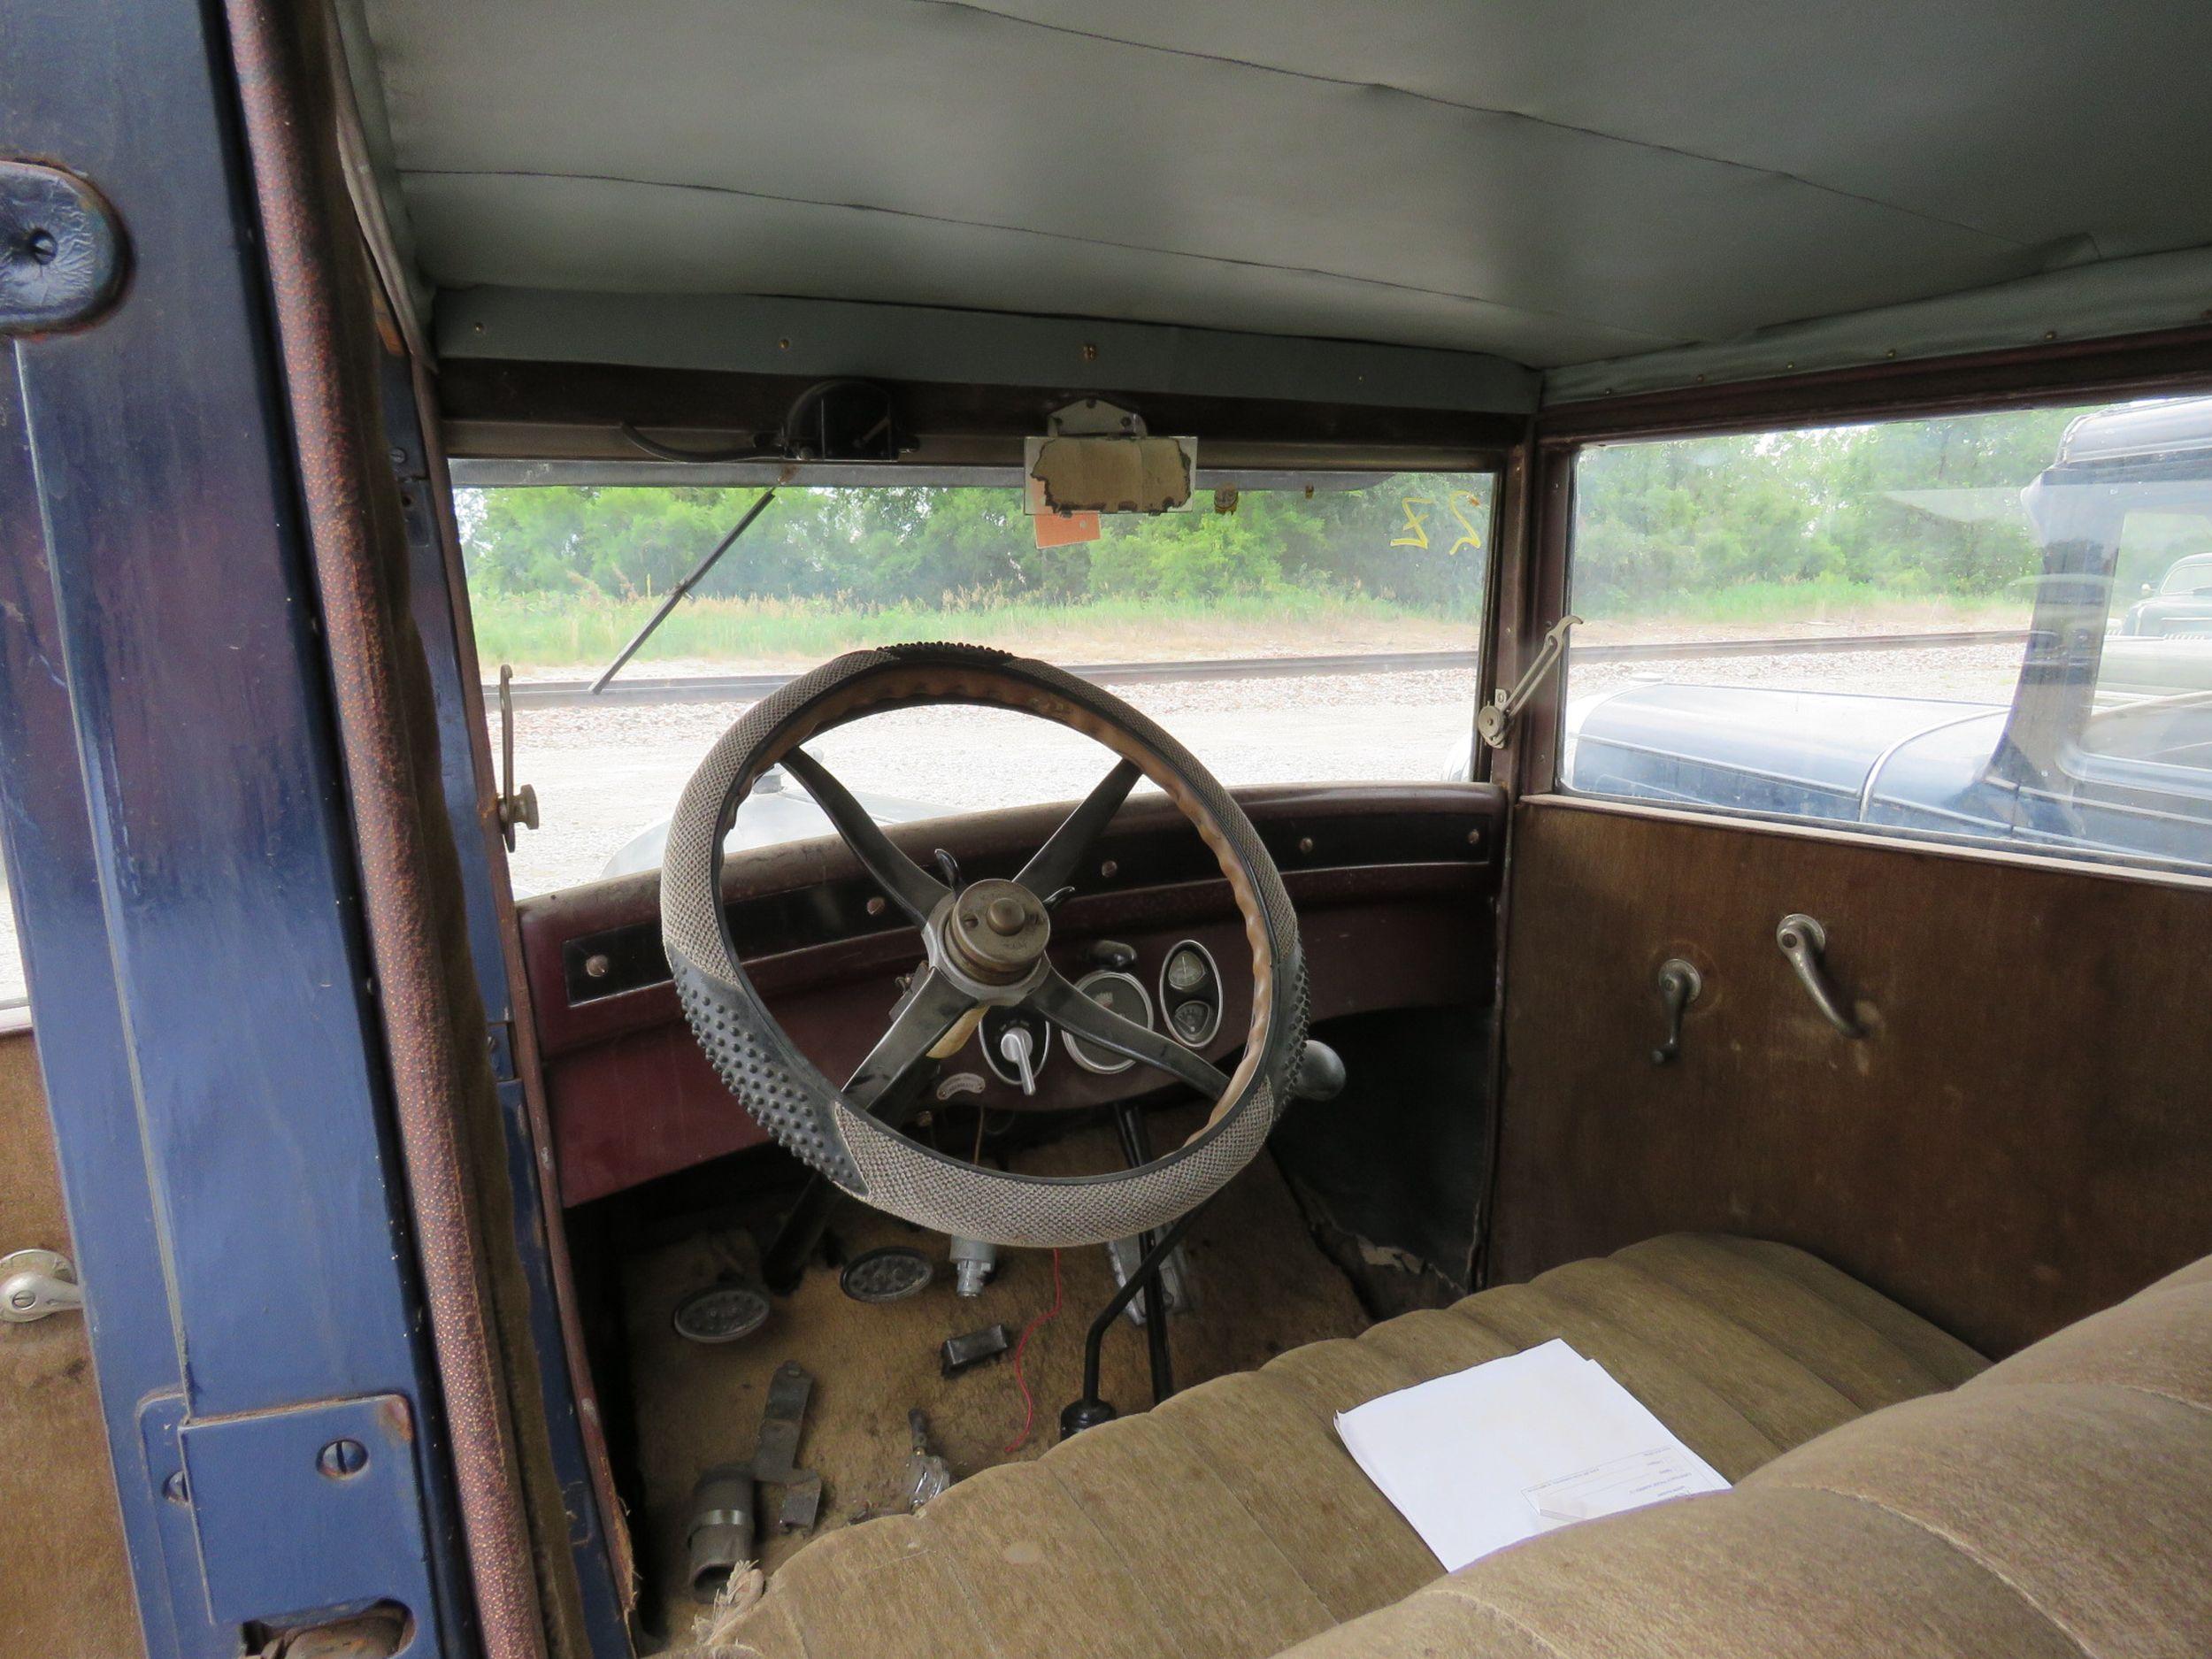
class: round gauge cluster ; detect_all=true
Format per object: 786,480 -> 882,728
1065,970 -> 1154,1073
1159,941 -> 1223,1048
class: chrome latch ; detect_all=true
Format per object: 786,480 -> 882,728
2,1248 -> 83,1323
1477,614 -> 1581,749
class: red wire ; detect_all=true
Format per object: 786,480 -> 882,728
1002,1247 -> 1064,1455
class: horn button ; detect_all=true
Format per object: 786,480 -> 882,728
940,878 -> 1052,986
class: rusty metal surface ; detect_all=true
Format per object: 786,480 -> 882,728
221,2 -> 548,1655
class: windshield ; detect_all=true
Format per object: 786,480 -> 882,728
461,474 -> 1494,895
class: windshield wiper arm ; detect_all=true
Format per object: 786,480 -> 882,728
588,488 -> 777,694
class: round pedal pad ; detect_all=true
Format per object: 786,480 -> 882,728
840,1245 -> 934,1304
672,1280 -> 772,1344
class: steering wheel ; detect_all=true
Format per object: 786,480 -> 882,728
660,642 -> 1309,1248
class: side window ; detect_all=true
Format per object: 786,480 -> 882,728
0,864 -> 22,1025
461,474 -> 1495,896
1561,399 -> 2212,875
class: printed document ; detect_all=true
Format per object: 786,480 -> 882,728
1334,1338 -> 1728,1571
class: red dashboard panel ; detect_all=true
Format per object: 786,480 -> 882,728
516,784 -> 1505,1206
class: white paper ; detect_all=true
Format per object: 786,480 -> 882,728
1333,1339 -> 1729,1571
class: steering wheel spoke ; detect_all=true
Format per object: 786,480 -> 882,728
1029,968 -> 1230,1098
782,747 -> 949,925
845,966 -> 977,1114
1018,759 -> 1142,897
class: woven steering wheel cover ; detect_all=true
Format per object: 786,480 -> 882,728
660,643 -> 1306,1248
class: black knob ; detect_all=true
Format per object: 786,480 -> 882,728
1059,1397 -> 1118,1439
1086,939 -> 1138,971
1290,1040 -> 1346,1102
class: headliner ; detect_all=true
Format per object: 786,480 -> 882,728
338,1 -> 2212,407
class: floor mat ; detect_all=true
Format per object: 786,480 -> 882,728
619,1113 -> 1368,1643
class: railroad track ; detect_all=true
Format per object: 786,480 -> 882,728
495,627 -> 2032,710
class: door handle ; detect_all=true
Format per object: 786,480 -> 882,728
2,1248 -> 82,1323
1651,958 -> 1701,1064
1775,914 -> 1864,1039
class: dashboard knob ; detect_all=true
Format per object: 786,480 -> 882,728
1290,1040 -> 1346,1103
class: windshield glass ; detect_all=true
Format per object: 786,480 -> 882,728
461,474 -> 1494,895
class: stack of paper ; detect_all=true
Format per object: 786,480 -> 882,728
1334,1338 -> 1728,1571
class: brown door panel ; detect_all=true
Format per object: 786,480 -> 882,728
1492,797 -> 2212,1357
0,1029 -> 142,1658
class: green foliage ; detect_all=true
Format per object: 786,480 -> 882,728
458,406 -> 2116,666
1571,407 -> 2088,617
460,474 -> 1494,614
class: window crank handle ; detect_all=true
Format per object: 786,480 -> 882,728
1776,914 -> 1864,1039
1651,959 -> 1701,1064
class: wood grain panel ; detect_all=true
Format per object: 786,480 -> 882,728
1492,797 -> 2212,1357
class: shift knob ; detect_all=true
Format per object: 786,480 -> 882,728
1290,1039 -> 1346,1102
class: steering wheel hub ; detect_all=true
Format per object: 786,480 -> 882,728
941,878 -> 1051,985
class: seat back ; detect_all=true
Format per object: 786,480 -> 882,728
1286,1253 -> 2212,1659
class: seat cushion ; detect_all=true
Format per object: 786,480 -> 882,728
1279,1249 -> 2212,1659
706,1233 -> 1983,1659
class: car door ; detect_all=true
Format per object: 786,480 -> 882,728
1481,372 -> 2212,1359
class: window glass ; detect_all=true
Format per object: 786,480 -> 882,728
462,475 -> 1494,895
1562,398 -> 2212,874
0,868 -> 21,1014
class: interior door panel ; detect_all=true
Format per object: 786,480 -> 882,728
1490,795 -> 2212,1357
0,1031 -> 142,1658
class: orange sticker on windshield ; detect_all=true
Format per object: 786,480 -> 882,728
1034,509 -> 1101,549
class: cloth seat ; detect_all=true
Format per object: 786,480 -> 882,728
711,1233 -> 1989,1659
1281,1249 -> 2212,1659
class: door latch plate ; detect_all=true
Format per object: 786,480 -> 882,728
174,1394 -> 437,1633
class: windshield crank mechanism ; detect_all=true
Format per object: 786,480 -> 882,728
1477,614 -> 1581,750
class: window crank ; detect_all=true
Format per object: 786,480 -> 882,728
1477,614 -> 1582,749
2,1248 -> 82,1324
1651,959 -> 1701,1064
1776,914 -> 1865,1038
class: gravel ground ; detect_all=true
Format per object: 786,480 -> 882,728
0,637 -> 2030,1003
496,641 -> 2030,897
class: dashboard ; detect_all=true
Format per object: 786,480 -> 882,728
516,782 -> 1506,1206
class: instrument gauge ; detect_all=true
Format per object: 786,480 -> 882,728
1157,940 -> 1222,1048
1064,970 -> 1154,1074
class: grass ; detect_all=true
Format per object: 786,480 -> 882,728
467,588 -> 1478,671
466,580 -> 2032,671
1578,578 -> 2032,635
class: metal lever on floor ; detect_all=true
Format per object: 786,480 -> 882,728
1776,913 -> 1864,1038
1651,959 -> 1701,1064
1059,1202 -> 1208,1440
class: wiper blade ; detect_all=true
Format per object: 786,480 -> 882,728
589,488 -> 776,694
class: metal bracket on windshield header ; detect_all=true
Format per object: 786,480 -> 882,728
1477,614 -> 1581,750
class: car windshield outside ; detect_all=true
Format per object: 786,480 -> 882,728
1560,396 -> 2212,873
460,472 -> 1494,895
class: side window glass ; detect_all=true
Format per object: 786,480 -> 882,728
0,865 -> 22,1024
1562,399 -> 2212,876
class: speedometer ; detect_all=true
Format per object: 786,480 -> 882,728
1064,969 -> 1154,1074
